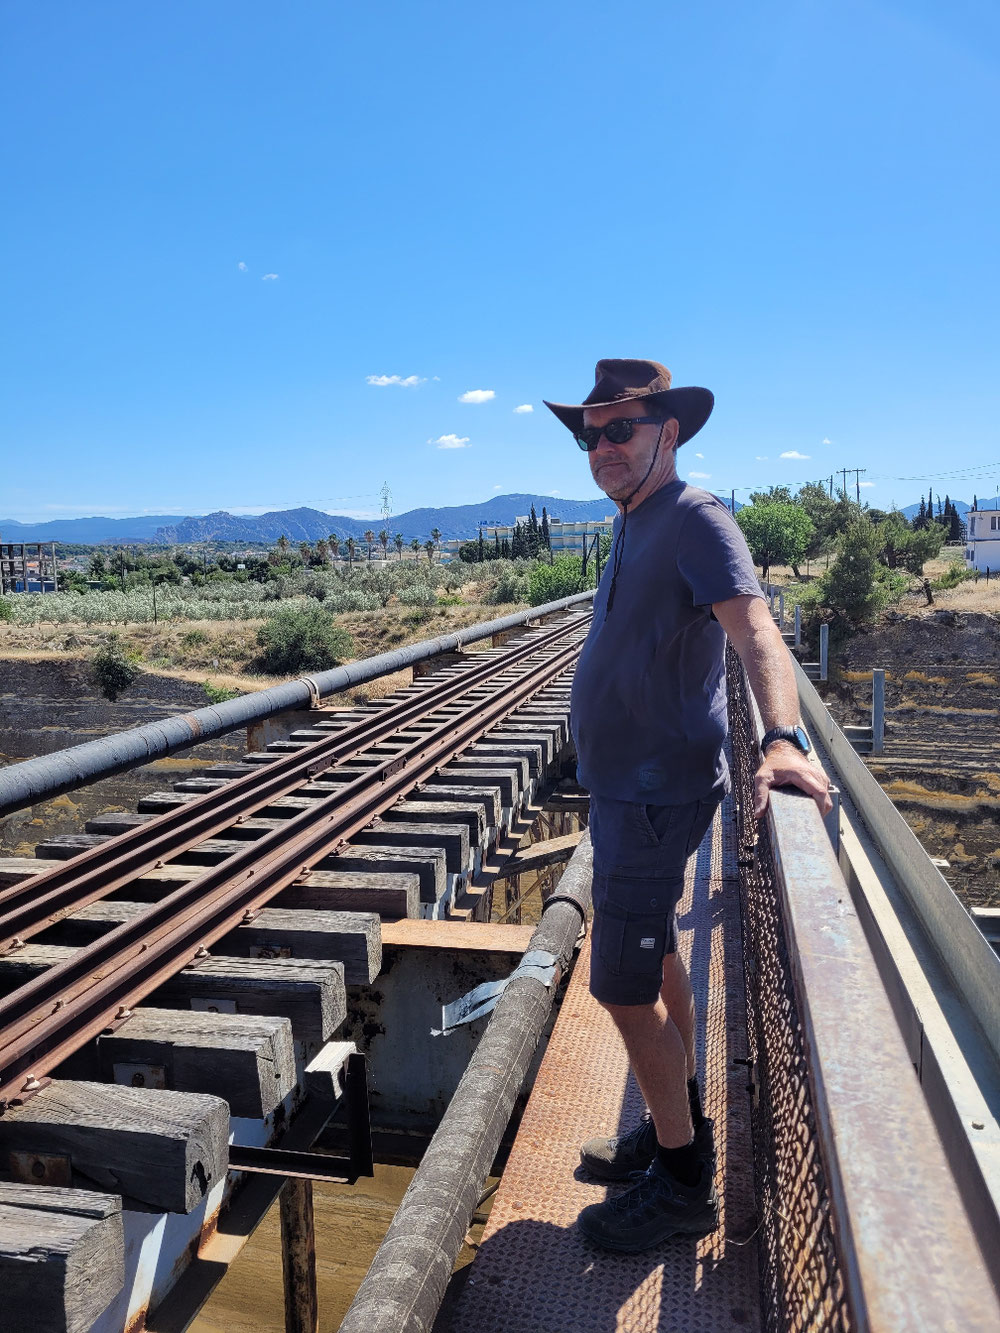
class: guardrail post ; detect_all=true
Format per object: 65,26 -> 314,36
819,624 -> 829,681
768,584 -> 776,613
872,669 -> 885,756
794,603 -> 802,647
777,590 -> 785,630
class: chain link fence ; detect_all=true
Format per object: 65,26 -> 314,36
727,647 -> 853,1333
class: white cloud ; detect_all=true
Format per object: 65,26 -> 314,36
780,450 -> 811,460
238,261 -> 248,272
513,403 -> 533,414
550,490 -> 561,496
261,273 -> 279,281
366,374 -> 426,387
459,389 -> 495,404
429,434 -> 470,449
755,455 -> 769,461
689,471 -> 711,479
694,452 -> 704,459
822,437 -> 832,445
860,481 -> 876,488
493,484 -> 503,490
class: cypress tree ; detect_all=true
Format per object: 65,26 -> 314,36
501,537 -> 511,558
477,527 -> 485,562
528,505 -> 539,557
541,506 -> 551,550
494,531 -> 501,557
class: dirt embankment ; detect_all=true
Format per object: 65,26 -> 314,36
821,610 -> 1000,909
0,658 -> 250,856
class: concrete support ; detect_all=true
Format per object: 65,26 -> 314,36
819,623 -> 829,681
777,590 -> 785,630
794,603 -> 802,647
872,669 -> 885,756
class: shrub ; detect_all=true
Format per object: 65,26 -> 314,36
203,680 -> 242,704
92,634 -> 143,701
256,607 -> 354,675
528,555 -> 584,606
932,559 -> 974,591
397,585 -> 438,607
181,628 -> 209,648
0,596 -> 12,622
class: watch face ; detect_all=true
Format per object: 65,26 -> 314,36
794,725 -> 811,753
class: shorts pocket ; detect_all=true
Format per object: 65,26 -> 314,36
595,889 -> 670,979
631,802 -> 680,848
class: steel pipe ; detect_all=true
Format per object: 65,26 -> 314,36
339,836 -> 593,1333
0,592 -> 594,818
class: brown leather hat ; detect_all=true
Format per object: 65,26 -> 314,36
543,358 -> 713,446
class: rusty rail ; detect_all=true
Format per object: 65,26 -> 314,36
0,622 -> 587,1110
0,614 -> 588,954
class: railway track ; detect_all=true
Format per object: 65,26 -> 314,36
0,611 -> 588,1111
0,609 -> 589,1332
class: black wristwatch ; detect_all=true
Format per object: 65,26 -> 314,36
760,725 -> 811,756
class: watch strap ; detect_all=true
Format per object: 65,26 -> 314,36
761,725 -> 808,755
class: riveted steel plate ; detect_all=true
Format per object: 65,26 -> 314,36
445,796 -> 761,1332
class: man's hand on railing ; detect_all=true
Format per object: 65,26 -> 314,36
753,742 -> 833,819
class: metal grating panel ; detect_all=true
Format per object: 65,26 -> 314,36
727,649 -> 852,1333
443,794 -> 761,1332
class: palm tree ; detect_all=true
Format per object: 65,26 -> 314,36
328,533 -> 338,562
430,527 -> 442,563
276,534 -> 290,560
299,541 -> 311,565
345,536 -> 357,567
424,539 -> 436,563
364,529 -> 376,562
394,532 -> 404,560
378,529 -> 389,561
410,537 -> 421,561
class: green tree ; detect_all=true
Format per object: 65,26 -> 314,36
736,502 -> 814,581
394,532 -> 404,560
363,529 -> 376,562
256,607 -> 354,675
795,482 -> 838,561
92,634 -> 143,701
379,529 -> 390,561
429,528 -> 442,562
457,541 -> 480,563
345,536 -> 357,566
424,539 -> 436,563
477,527 -> 485,562
528,555 -> 584,605
410,537 -> 421,560
819,518 -> 901,625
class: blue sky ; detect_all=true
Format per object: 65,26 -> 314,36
3,0 -> 999,523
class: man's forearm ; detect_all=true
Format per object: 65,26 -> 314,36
733,615 -> 800,733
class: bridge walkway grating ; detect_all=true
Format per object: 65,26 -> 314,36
442,794 -> 762,1333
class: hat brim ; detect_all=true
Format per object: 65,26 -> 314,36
543,386 -> 714,446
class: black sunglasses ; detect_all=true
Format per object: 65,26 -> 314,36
574,416 -> 661,452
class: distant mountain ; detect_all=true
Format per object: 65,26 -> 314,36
2,488 -> 742,548
0,514 -> 184,544
899,498 -> 972,521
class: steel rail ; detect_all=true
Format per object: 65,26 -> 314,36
0,633 -> 584,1110
0,615 -> 588,955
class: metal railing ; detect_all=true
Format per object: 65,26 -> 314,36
728,647 -> 1000,1331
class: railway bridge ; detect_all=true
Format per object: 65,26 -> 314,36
0,591 -> 996,1332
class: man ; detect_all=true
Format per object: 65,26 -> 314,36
543,359 -> 832,1252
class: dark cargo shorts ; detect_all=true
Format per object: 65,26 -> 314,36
588,792 -> 723,1007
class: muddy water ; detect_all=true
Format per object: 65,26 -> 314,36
190,1164 -> 416,1332
189,1163 -> 491,1331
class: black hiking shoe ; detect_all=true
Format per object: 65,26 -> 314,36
577,1157 -> 720,1252
580,1114 -> 716,1181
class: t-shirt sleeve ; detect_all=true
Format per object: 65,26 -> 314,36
676,500 -> 764,608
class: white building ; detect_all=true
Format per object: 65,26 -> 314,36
964,499 -> 1000,574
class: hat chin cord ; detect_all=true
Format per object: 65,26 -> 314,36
604,423 -> 665,619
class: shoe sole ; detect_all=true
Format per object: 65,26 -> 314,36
577,1211 -> 720,1252
579,1149 -> 717,1183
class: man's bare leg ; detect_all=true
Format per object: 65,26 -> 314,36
602,999 -> 692,1148
660,951 -> 696,1079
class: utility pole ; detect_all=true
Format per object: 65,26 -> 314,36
380,482 -> 392,528
838,468 -> 866,503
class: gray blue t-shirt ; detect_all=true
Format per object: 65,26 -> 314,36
571,480 -> 763,804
